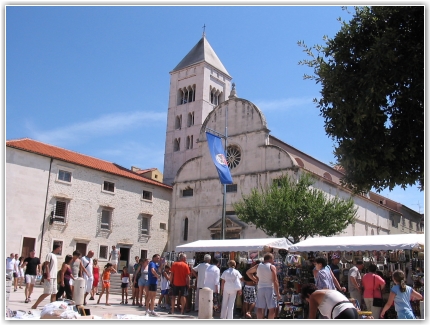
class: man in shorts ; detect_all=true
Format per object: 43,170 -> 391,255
246,253 -> 281,319
6,253 -> 16,280
108,246 -> 121,272
169,253 -> 190,315
32,244 -> 62,309
81,250 -> 94,305
21,250 -> 41,303
146,254 -> 161,316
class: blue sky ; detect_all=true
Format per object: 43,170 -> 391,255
6,5 -> 424,213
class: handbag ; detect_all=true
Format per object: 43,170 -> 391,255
372,275 -> 384,307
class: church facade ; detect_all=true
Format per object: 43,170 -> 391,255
163,36 -> 422,251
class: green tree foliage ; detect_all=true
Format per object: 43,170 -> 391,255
233,173 -> 357,244
298,6 -> 424,193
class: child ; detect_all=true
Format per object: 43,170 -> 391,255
121,266 -> 131,304
350,297 -> 373,319
158,264 -> 171,309
380,270 -> 422,319
97,263 -> 117,306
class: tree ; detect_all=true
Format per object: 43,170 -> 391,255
233,173 -> 357,244
298,6 -> 424,193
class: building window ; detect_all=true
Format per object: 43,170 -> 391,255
140,250 -> 147,259
182,188 -> 193,197
186,135 -> 194,149
99,245 -> 108,259
53,200 -> 67,223
142,190 -> 152,201
210,86 -> 221,105
160,222 -> 167,230
409,220 -> 413,229
103,181 -> 115,193
323,172 -> 332,181
175,115 -> 182,129
226,184 -> 237,193
58,170 -> 72,182
183,217 -> 188,241
226,145 -> 241,169
187,112 -> 194,126
174,138 -> 181,152
100,210 -> 112,231
178,85 -> 196,105
141,214 -> 151,236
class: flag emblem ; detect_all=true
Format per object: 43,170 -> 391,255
216,154 -> 228,166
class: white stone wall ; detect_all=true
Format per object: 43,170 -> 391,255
6,147 -> 171,269
6,148 -> 51,255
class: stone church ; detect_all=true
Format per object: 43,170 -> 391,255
163,35 -> 422,251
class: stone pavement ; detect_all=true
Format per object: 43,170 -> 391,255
6,284 -> 207,320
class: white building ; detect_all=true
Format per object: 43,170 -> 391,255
164,36 -> 422,251
6,138 -> 172,269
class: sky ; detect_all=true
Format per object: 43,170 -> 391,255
5,4 -> 424,213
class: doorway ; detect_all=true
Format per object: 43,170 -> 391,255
21,237 -> 36,258
119,247 -> 130,272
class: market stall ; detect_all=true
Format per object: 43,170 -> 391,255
171,238 -> 293,317
288,234 -> 425,319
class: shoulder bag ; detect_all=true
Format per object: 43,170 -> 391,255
372,275 -> 384,307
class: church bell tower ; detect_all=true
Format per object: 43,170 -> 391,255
163,35 -> 232,185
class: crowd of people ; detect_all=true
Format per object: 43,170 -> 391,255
7,248 -> 424,319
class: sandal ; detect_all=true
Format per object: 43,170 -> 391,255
120,301 -> 124,304
106,303 -> 111,306
125,300 -> 128,304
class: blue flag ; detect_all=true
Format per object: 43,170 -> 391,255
206,132 -> 233,184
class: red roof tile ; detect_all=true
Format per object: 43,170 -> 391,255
6,138 -> 172,190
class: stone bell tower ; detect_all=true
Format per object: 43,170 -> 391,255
163,35 -> 232,185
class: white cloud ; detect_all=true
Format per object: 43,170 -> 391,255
254,97 -> 314,112
27,111 -> 166,146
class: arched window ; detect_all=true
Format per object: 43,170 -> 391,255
174,138 -> 180,152
183,217 -> 188,241
187,112 -> 194,127
295,158 -> 304,168
186,136 -> 190,150
178,85 -> 196,105
175,115 -> 182,129
210,86 -> 222,105
323,172 -> 332,181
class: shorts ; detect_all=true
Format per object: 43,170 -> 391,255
121,283 -> 129,289
43,279 -> 58,295
243,285 -> 257,304
13,272 -> 18,278
134,281 -> 139,289
102,280 -> 111,289
149,284 -> 157,292
138,277 -> 148,287
25,274 -> 37,285
161,289 -> 169,295
255,287 -> 277,309
84,277 -> 93,293
172,285 -> 188,297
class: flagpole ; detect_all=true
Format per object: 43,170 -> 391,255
221,105 -> 228,240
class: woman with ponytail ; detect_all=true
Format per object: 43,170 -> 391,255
380,270 -> 422,319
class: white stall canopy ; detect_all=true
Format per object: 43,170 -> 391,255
176,237 -> 293,252
289,234 -> 425,252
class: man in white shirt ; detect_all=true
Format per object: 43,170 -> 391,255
191,254 -> 211,312
81,250 -> 94,305
204,257 -> 221,312
32,244 -> 62,309
6,253 -> 16,280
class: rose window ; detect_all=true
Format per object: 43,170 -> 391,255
226,145 -> 241,169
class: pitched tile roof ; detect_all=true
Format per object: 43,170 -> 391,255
6,138 -> 172,190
